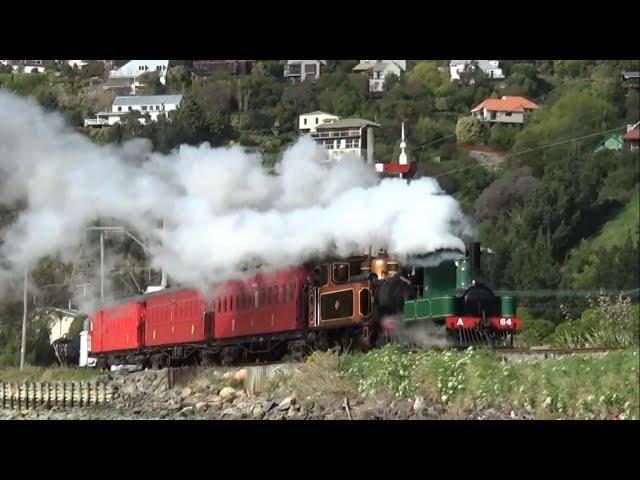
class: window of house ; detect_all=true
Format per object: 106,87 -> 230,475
141,106 -> 147,111
128,106 -> 132,111
490,111 -> 496,120
304,118 -> 307,125
118,107 -> 122,112
505,112 -> 512,117
315,118 -> 319,124
139,65 -> 145,71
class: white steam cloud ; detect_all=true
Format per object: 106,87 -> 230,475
0,92 -> 469,302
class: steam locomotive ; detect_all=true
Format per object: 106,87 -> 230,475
374,242 -> 520,347
79,241 -> 520,369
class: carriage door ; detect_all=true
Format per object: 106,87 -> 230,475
309,287 -> 321,328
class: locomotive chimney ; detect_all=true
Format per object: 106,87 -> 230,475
468,242 -> 481,279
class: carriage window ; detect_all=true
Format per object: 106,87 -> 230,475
359,288 -> 371,316
332,263 -> 350,284
289,282 -> 296,301
230,296 -> 233,312
224,297 -> 227,313
274,286 -> 279,304
259,289 -> 265,307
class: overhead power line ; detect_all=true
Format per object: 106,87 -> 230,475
432,125 -> 629,179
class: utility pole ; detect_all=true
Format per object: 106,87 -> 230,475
20,267 -> 28,370
87,225 -> 158,300
100,231 -> 105,303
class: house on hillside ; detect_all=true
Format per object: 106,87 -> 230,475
284,60 -> 326,83
67,60 -> 89,69
84,94 -> 183,128
193,60 -> 253,76
104,76 -> 136,95
298,111 -> 340,133
623,122 -> 640,151
622,71 -> 639,94
450,60 -> 504,82
352,60 -> 408,93
309,118 -> 380,165
107,60 -> 169,94
595,134 -> 624,153
5,60 -> 46,73
471,96 -> 540,126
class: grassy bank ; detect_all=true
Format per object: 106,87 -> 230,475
273,345 -> 639,420
0,366 -> 102,383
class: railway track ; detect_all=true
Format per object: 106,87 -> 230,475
498,346 -> 623,359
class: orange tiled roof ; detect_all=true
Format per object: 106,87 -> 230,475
472,96 -> 540,113
624,126 -> 640,141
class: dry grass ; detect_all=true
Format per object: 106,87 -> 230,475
267,351 -> 360,409
0,366 -> 101,383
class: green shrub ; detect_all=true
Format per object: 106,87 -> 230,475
549,294 -> 639,348
488,124 -> 518,149
518,307 -> 556,346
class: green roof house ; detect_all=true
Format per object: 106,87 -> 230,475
595,134 -> 623,153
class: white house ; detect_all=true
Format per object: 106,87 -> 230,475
471,95 -> 540,125
309,118 -> 380,165
298,111 -> 340,133
450,60 -> 504,82
84,94 -> 183,127
284,60 -> 326,83
67,60 -> 89,69
111,60 -> 169,78
353,60 -> 407,93
109,60 -> 169,94
5,60 -> 46,73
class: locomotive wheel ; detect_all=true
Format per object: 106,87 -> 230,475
315,332 -> 330,352
504,333 -> 514,348
340,332 -> 353,354
287,343 -> 306,362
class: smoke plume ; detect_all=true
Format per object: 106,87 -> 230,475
0,92 -> 469,306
